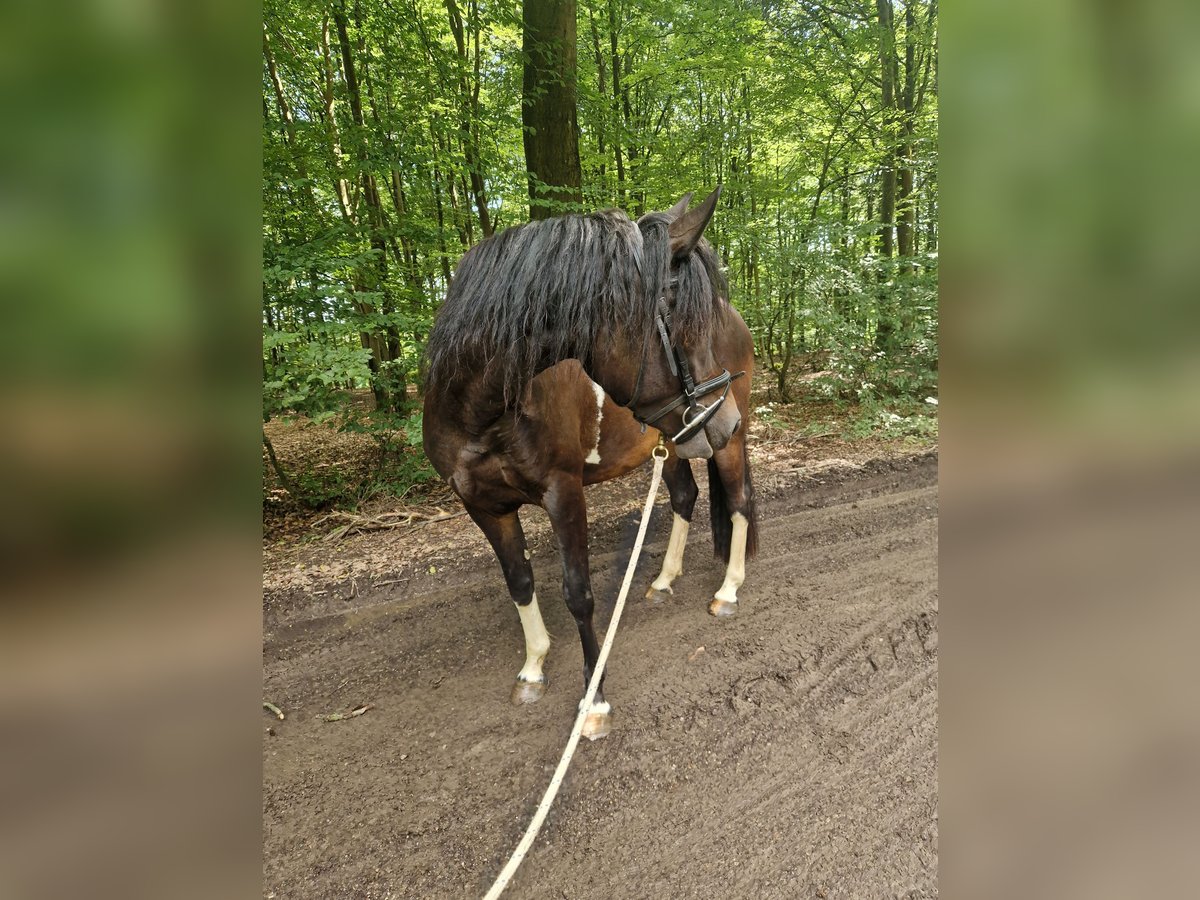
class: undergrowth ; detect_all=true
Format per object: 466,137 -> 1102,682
263,402 -> 439,514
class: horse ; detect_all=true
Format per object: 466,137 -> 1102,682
422,189 -> 758,739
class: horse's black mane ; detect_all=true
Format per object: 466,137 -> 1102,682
424,207 -> 727,404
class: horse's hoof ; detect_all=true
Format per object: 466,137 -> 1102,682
708,597 -> 738,617
645,586 -> 673,606
510,678 -> 546,706
581,709 -> 612,741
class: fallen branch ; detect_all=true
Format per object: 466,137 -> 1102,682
314,508 -> 467,541
751,431 -> 837,447
263,701 -> 285,720
317,704 -> 373,722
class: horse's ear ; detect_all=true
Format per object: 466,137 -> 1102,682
664,192 -> 693,221
668,186 -> 721,258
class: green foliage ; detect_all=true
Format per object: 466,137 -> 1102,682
339,405 -> 439,500
265,400 -> 438,511
844,402 -> 940,442
808,260 -> 939,404
263,329 -> 372,422
290,465 -> 357,510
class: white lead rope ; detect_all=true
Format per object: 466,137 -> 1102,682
483,443 -> 668,900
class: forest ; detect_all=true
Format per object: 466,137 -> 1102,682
262,0 -> 938,508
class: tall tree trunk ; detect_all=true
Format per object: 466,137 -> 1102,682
355,16 -> 407,372
458,173 -> 476,244
522,0 -> 582,219
875,0 -> 898,260
587,5 -> 608,194
835,162 -> 853,321
334,0 -> 399,410
924,180 -> 937,256
778,286 -> 795,403
468,8 -> 493,237
874,0 -> 900,352
432,128 -> 470,248
622,55 -> 641,215
319,16 -> 355,222
264,28 -> 325,220
430,161 -> 454,284
445,0 -> 493,236
896,0 -> 918,269
606,0 -> 625,208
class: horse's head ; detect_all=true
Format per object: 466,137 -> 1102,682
614,188 -> 742,460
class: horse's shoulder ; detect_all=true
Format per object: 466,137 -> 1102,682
526,362 -> 595,421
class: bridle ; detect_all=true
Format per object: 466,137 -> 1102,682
624,282 -> 744,445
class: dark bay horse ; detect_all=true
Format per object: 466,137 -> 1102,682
423,190 -> 758,738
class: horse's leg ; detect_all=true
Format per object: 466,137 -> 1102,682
645,456 -> 699,605
709,434 -> 754,618
467,507 -> 550,705
542,475 -> 611,740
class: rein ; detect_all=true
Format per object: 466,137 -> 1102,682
625,291 -> 744,445
482,440 -> 669,900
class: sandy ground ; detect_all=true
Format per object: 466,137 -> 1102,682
263,450 -> 938,899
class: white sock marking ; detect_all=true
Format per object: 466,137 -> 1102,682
584,380 -> 605,464
515,594 -> 550,683
650,513 -> 690,592
714,512 -> 749,605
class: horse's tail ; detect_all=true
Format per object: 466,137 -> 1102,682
708,439 -> 758,563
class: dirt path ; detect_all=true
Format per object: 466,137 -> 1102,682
263,452 -> 938,899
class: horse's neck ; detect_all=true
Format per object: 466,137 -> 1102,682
581,346 -> 636,410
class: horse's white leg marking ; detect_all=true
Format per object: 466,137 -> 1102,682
584,380 -> 605,464
649,513 -> 689,593
515,593 -> 550,683
713,512 -> 749,605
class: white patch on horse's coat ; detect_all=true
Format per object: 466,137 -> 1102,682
584,379 -> 605,464
515,594 -> 550,684
713,512 -> 749,605
579,698 -> 611,716
650,514 -> 690,592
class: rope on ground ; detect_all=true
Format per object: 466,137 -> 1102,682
482,445 -> 668,900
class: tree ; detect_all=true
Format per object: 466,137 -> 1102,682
522,0 -> 583,219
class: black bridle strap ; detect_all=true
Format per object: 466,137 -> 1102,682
624,284 -> 744,442
624,296 -> 672,413
638,369 -> 743,428
656,304 -> 678,378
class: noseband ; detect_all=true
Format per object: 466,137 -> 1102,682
624,286 -> 743,445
